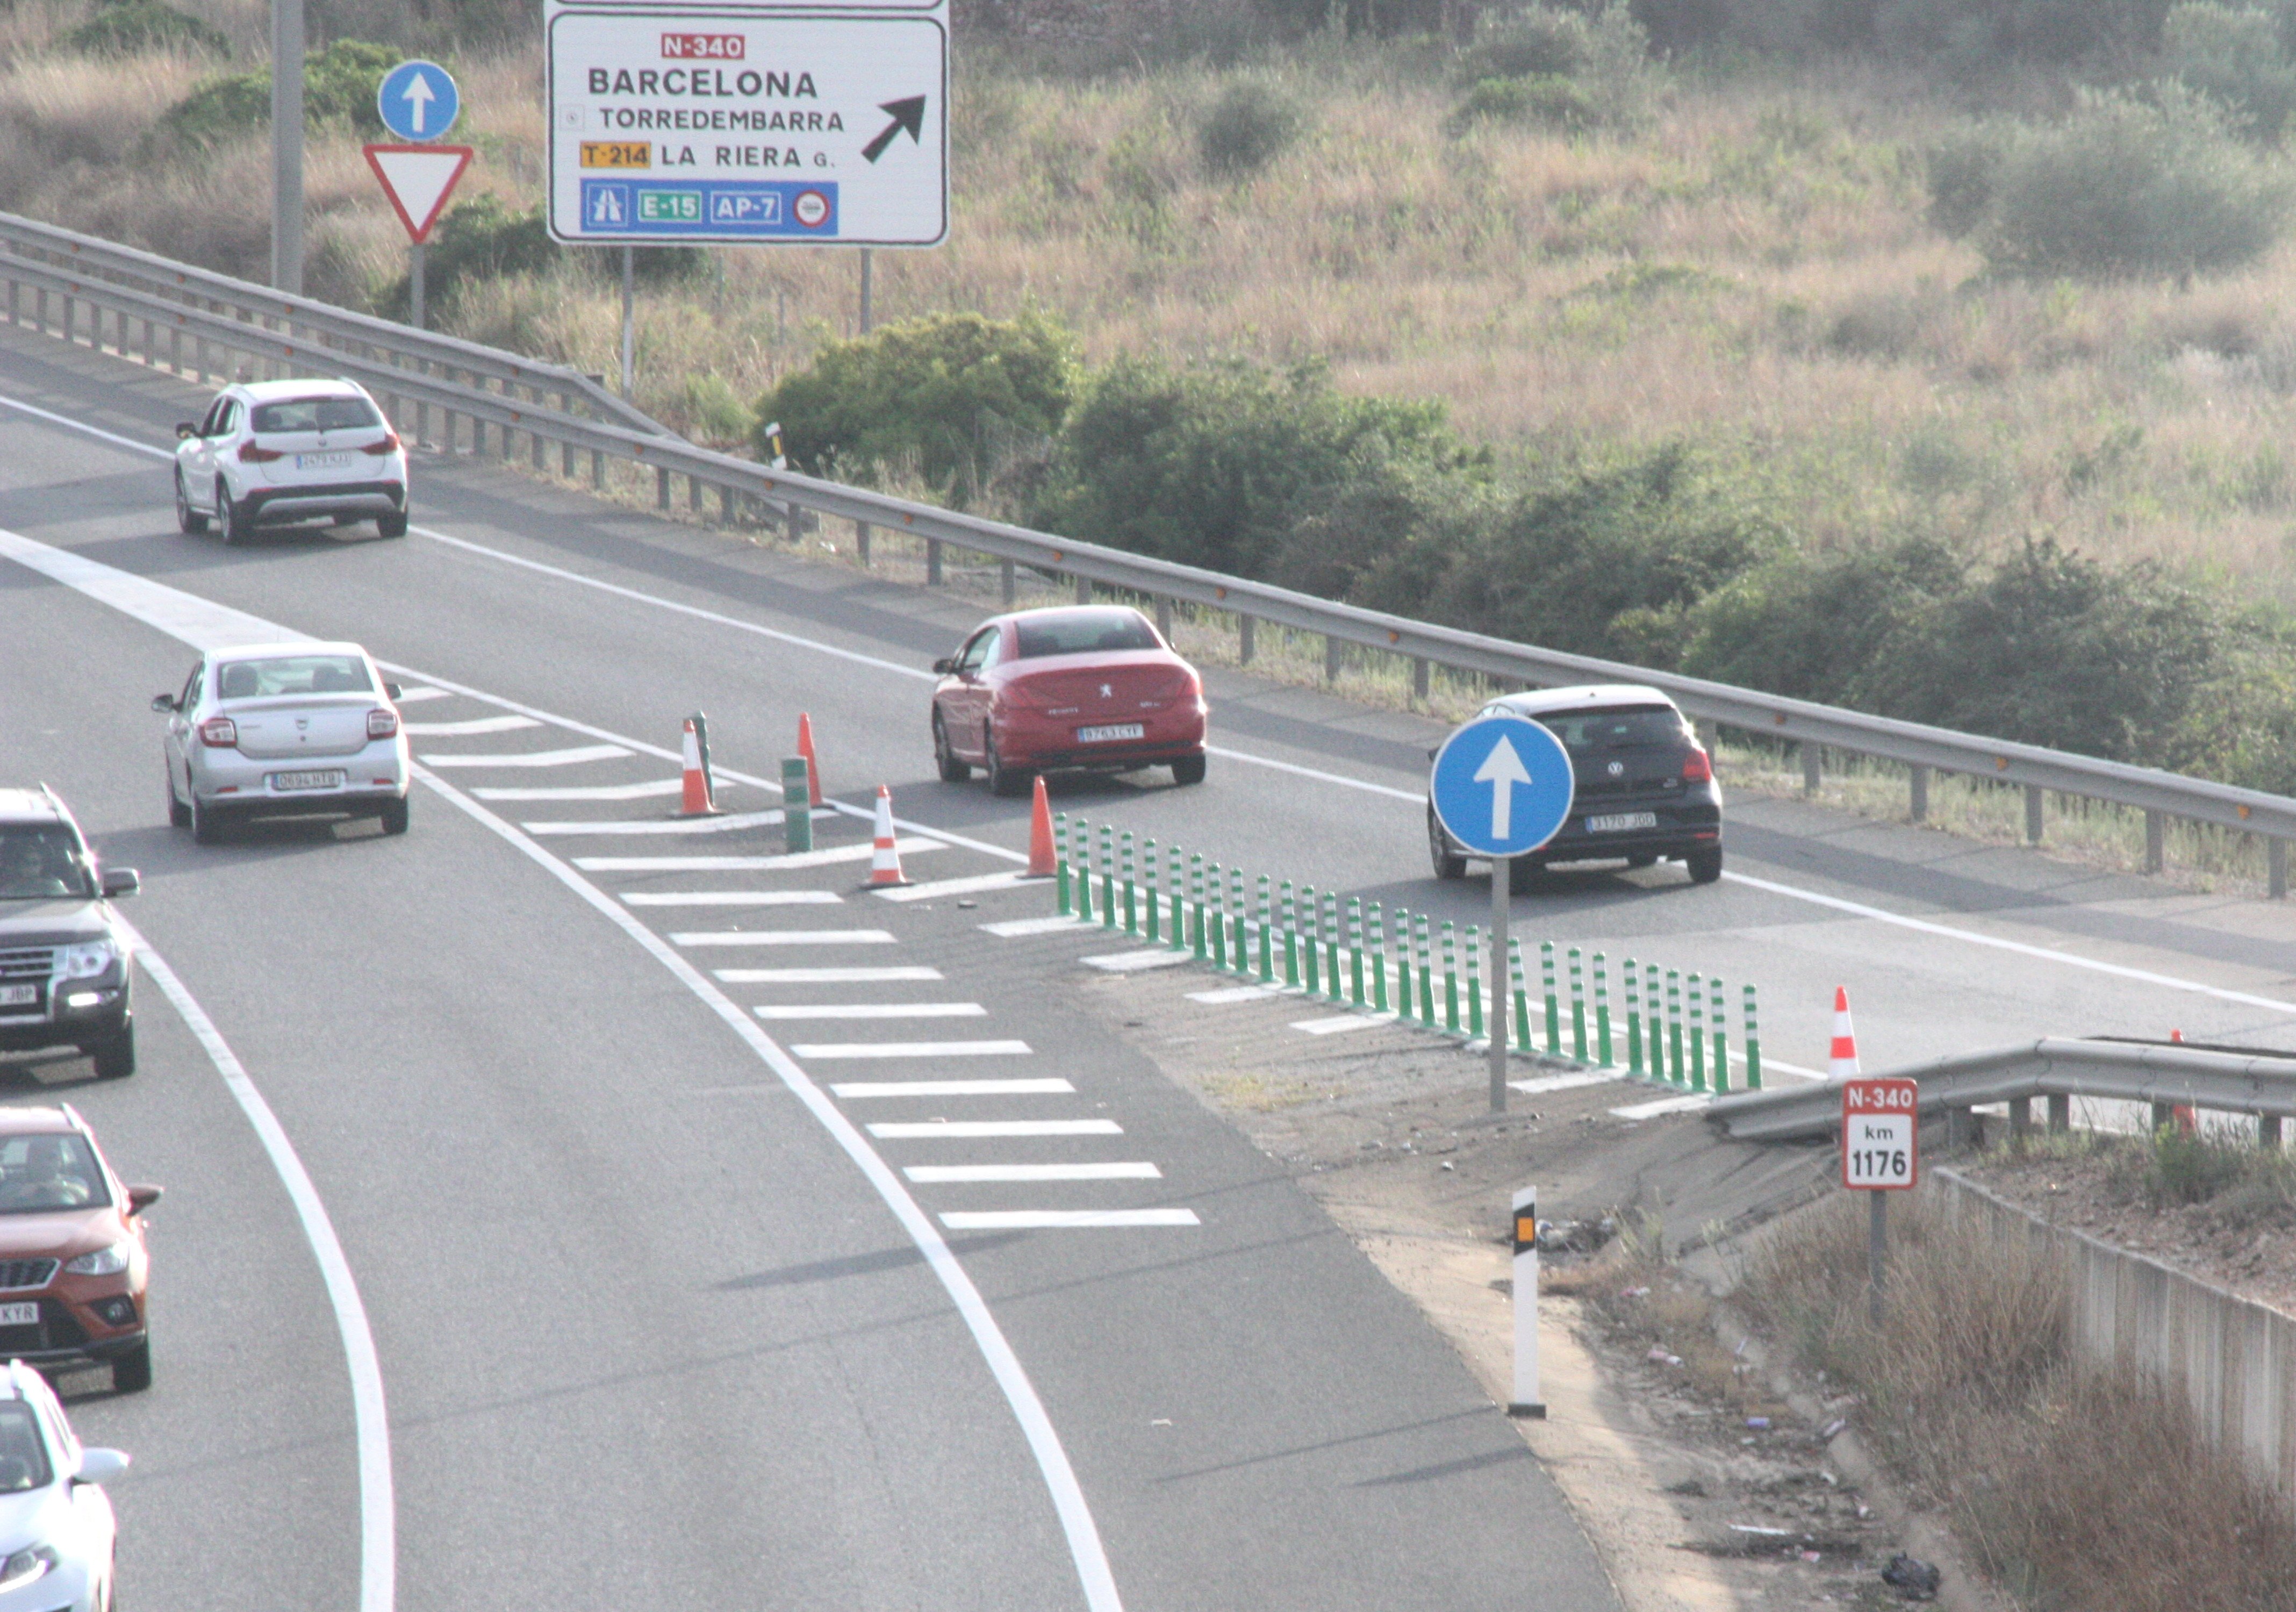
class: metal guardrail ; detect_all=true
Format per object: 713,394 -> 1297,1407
1706,1038 -> 2296,1142
2,207 -> 2288,892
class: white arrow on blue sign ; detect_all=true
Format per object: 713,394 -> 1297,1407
378,60 -> 460,144
1430,715 -> 1575,858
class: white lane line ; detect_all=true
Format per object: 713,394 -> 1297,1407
907,1164 -> 1163,1183
627,891 -> 842,907
575,839 -> 941,873
0,392 -> 172,458
869,1120 -> 1123,1138
401,715 -> 541,736
1083,948 -> 1193,973
794,1040 -> 1035,1060
118,922 -> 393,1612
1189,985 -> 1279,1004
523,809 -> 785,836
672,929 -> 895,947
1292,1013 -> 1382,1036
874,870 -> 1038,904
420,743 -> 632,769
1510,1070 -> 1625,1096
760,1002 -> 986,1020
474,778 -> 688,801
1207,746 -> 1421,802
716,966 -> 944,983
1612,1094 -> 1710,1120
1761,1058 -> 1829,1084
943,1210 -> 1201,1230
981,915 -> 1085,938
392,686 -> 451,704
831,1079 -> 1073,1097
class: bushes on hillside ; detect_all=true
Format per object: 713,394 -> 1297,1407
1446,7 -> 1654,134
59,0 -> 229,58
2162,2 -> 2296,138
161,39 -> 397,145
1198,82 -> 1305,175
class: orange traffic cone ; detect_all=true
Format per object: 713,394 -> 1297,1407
797,713 -> 824,808
1025,775 -> 1056,878
1828,986 -> 1860,1080
678,718 -> 720,817
866,784 -> 908,886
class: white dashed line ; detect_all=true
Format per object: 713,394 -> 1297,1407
831,1079 -> 1074,1098
757,1002 -> 987,1020
874,870 -> 1039,903
575,839 -> 941,873
474,778 -> 691,801
1291,1013 -> 1383,1036
715,966 -> 944,983
421,743 -> 632,768
523,809 -> 786,836
869,1120 -> 1123,1138
391,685 -> 451,703
671,929 -> 895,947
793,1039 -> 1034,1059
907,1163 -> 1163,1183
941,1210 -> 1200,1229
1082,949 -> 1194,973
979,915 -> 1085,938
1188,985 -> 1279,1004
401,715 -> 542,736
625,891 -> 841,907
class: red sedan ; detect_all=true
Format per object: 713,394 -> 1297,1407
931,606 -> 1209,796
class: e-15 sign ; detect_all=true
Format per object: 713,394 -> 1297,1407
1841,1077 -> 1919,1190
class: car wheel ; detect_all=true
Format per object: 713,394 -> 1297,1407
166,766 -> 190,829
984,729 -> 1028,799
1427,808 -> 1467,880
89,1026 -> 135,1081
216,479 -> 246,546
111,1339 -> 150,1394
378,797 -> 410,836
376,510 -> 408,539
1170,753 -> 1207,786
189,793 -> 223,846
1686,847 -> 1724,885
1508,855 -> 1544,895
932,713 -> 970,782
174,471 -> 207,534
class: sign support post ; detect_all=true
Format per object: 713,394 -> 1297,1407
1508,1185 -> 1544,1418
620,245 -> 635,397
1490,855 -> 1509,1112
859,248 -> 874,333
1841,1076 -> 1918,1328
1868,1185 -> 1887,1326
408,245 -> 425,330
271,0 -> 305,294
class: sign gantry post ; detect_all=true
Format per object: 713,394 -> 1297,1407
1841,1076 -> 1919,1325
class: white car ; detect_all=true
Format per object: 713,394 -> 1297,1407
0,1360 -> 127,1612
172,378 -> 408,543
152,641 -> 411,843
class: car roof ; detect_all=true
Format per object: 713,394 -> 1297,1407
209,640 -> 372,662
232,378 -> 369,402
1489,684 -> 1681,718
0,1107 -> 79,1136
0,788 -> 67,827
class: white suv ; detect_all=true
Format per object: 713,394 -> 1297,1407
0,1360 -> 128,1612
173,378 -> 408,543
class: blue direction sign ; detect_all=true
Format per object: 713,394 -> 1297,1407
1430,715 -> 1575,858
378,60 -> 460,143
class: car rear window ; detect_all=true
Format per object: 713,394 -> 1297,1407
251,397 -> 381,434
0,1405 -> 51,1493
0,1133 -> 107,1215
215,655 -> 374,698
1533,706 -> 1688,749
0,827 -> 92,901
1012,609 -> 1162,658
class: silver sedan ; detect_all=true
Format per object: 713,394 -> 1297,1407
152,641 -> 411,843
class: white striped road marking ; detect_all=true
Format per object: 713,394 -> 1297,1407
1611,1094 -> 1711,1120
475,778 -> 690,801
1083,948 -> 1193,973
942,1210 -> 1200,1230
391,686 -> 451,703
1292,1013 -> 1383,1036
907,1163 -> 1162,1183
1762,1058 -> 1829,1083
759,1003 -> 987,1021
626,891 -> 842,907
1510,1071 -> 1625,1096
794,1040 -> 1034,1060
831,1078 -> 1073,1097
980,915 -> 1084,938
421,743 -> 631,768
874,870 -> 1038,904
716,966 -> 943,983
118,922 -> 394,1612
574,839 -> 942,873
869,1120 -> 1123,1138
523,809 -> 785,836
401,714 -> 541,736
1189,984 -> 1279,1004
673,929 -> 895,947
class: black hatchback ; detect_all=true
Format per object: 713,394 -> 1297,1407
1428,685 -> 1723,890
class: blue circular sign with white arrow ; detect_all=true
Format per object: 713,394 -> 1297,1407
378,59 -> 459,144
1429,715 -> 1576,858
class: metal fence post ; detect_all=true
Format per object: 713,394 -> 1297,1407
1910,764 -> 1928,823
2146,809 -> 2165,874
1802,744 -> 1821,796
1238,614 -> 1255,665
2025,784 -> 2044,845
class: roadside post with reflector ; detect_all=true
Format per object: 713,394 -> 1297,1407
781,758 -> 812,854
1508,1184 -> 1545,1419
1841,1077 -> 1918,1324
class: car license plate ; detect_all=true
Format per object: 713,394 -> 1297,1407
272,770 -> 345,792
296,451 -> 354,469
0,1303 -> 39,1327
1077,723 -> 1145,743
1587,811 -> 1659,833
0,985 -> 34,1008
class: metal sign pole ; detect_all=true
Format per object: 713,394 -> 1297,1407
859,248 -> 874,334
1489,857 -> 1509,1112
408,244 -> 425,331
1868,1188 -> 1886,1326
270,0 -> 305,293
620,245 -> 635,397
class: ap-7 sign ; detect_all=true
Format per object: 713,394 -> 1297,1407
1841,1077 -> 1918,1190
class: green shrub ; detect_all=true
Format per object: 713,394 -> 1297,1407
1197,82 -> 1305,177
410,195 -> 560,309
1447,74 -> 1600,134
1681,536 -> 1969,701
2163,1 -> 2296,138
59,0 -> 228,58
1924,124 -> 2006,238
161,39 -> 397,145
677,373 -> 756,447
758,311 -> 1077,502
1456,11 -> 1590,80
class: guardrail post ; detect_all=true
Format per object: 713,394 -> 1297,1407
1624,959 -> 1643,1075
1567,947 -> 1586,1061
1594,953 -> 1612,1067
1001,558 -> 1016,607
1708,976 -> 1727,1092
856,521 -> 873,567
689,473 -> 702,513
1801,743 -> 1820,796
1687,973 -> 1706,1092
1156,597 -> 1173,643
533,429 -> 546,472
2011,1097 -> 2034,1146
2148,1100 -> 2172,1135
1054,813 -> 1071,914
592,450 -> 604,490
656,466 -> 670,509
1510,939 -> 1531,1053
928,539 -> 944,585
1540,941 -> 1559,1053
2025,784 -> 2044,845
2047,1093 -> 2069,1133
2271,836 -> 2287,899
1238,614 -> 1255,665
1909,764 -> 1928,823
721,485 -> 736,525
1742,985 -> 1761,1090
2145,809 -> 2165,874
2263,1114 -> 2283,1149
1324,634 -> 1341,685
1412,658 -> 1430,704
1073,574 -> 1088,605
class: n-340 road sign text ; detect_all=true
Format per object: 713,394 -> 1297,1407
1841,1077 -> 1919,1190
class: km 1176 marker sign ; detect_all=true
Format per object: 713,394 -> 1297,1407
1841,1077 -> 1919,1190
544,1 -> 947,246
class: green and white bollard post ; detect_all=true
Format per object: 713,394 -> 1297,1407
1541,941 -> 1560,1055
1743,984 -> 1763,1090
1709,976 -> 1728,1092
1168,846 -> 1186,954
1141,839 -> 1159,942
1687,973 -> 1706,1092
1666,970 -> 1684,1086
1465,926 -> 1483,1041
1208,864 -> 1226,969
1073,820 -> 1093,923
1282,883 -> 1300,988
1189,854 -> 1206,960
1348,898 -> 1366,1006
1441,921 -> 1460,1035
1300,887 -> 1319,996
1055,813 -> 1071,915
1121,831 -> 1137,936
1511,938 -> 1532,1054
1369,904 -> 1390,1014
1257,876 -> 1275,982
1568,947 -> 1587,1062
1323,891 -> 1343,1004
1594,952 -> 1612,1068
1230,868 -> 1248,976
1099,823 -> 1116,930
1415,913 -> 1435,1029
1392,908 -> 1413,1020
1624,958 -> 1643,1076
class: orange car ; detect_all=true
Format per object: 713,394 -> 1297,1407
0,1108 -> 157,1393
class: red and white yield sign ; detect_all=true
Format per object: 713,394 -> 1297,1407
363,144 -> 475,244
1841,1077 -> 1919,1190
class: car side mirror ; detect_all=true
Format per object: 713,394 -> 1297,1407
150,694 -> 177,713
101,869 -> 140,899
931,657 -> 956,675
125,1184 -> 161,1214
73,1449 -> 128,1486
174,422 -> 198,440
383,682 -> 403,701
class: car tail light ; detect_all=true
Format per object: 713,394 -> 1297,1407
367,707 -> 399,740
237,441 -> 284,463
361,431 -> 402,456
1682,748 -> 1713,784
199,716 -> 237,748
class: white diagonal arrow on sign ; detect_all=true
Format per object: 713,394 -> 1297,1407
1472,734 -> 1533,841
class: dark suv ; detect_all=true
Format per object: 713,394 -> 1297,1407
0,789 -> 140,1078
1429,685 -> 1723,891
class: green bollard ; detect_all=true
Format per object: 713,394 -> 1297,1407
1099,823 -> 1116,930
1624,958 -> 1644,1077
1416,913 -> 1435,1029
1121,831 -> 1137,937
1230,868 -> 1248,976
1391,907 -> 1411,1020
1510,937 -> 1532,1053
1300,887 -> 1320,995
1348,897 -> 1366,1006
1209,863 -> 1226,969
1074,819 -> 1093,923
1369,904 -> 1390,1014
1709,976 -> 1728,1093
782,758 -> 812,852
1141,839 -> 1159,942
1258,876 -> 1275,982
1688,973 -> 1706,1092
1594,952 -> 1613,1068
1168,846 -> 1186,952
1743,984 -> 1763,1090
1465,926 -> 1483,1041
1569,947 -> 1587,1062
1055,813 -> 1071,915
1541,941 -> 1560,1055
1666,970 -> 1684,1086
1441,921 -> 1460,1035
1188,854 -> 1205,959
1323,891 -> 1343,1004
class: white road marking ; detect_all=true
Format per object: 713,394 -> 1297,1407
1207,746 -> 1420,801
1611,1094 -> 1711,1120
716,966 -> 944,983
523,809 -> 785,836
626,890 -> 841,907
874,870 -> 1039,903
869,1120 -> 1123,1138
759,1003 -> 987,1021
1510,1070 -> 1625,1095
1188,985 -> 1279,1004
119,923 -> 394,1612
1292,1013 -> 1382,1036
981,915 -> 1085,938
0,391 -> 171,457
1083,948 -> 1194,973
907,1163 -> 1163,1183
400,714 -> 541,736
942,1210 -> 1200,1229
474,778 -> 690,801
672,929 -> 895,947
420,743 -> 631,768
794,1040 -> 1035,1060
831,1079 -> 1073,1097
575,839 -> 941,873
1760,1057 -> 1830,1083
391,686 -> 451,703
